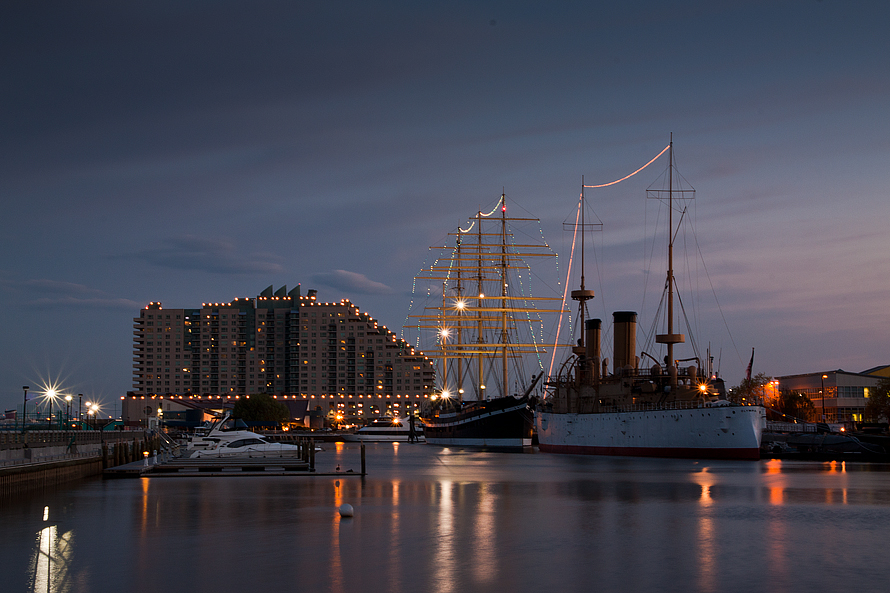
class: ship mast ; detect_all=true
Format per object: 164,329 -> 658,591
476,206 -> 485,400
655,135 -> 685,383
570,178 -> 595,352
455,230 -> 464,402
407,194 -> 568,402
500,194 -> 509,399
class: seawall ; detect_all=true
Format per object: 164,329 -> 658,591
0,431 -> 152,498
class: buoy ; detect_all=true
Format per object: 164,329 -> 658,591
338,503 -> 354,517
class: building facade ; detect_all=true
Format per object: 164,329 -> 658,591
776,369 -> 885,423
124,285 -> 435,424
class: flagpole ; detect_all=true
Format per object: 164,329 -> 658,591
22,386 -> 29,434
745,348 -> 755,382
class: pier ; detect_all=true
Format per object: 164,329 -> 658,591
103,441 -> 367,478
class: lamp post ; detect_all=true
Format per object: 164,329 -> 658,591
78,394 -> 83,427
65,395 -> 73,428
22,386 -> 29,432
821,374 -> 828,422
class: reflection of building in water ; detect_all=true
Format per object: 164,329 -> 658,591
30,506 -> 73,593
776,369 -> 887,423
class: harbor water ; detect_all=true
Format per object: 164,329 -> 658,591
2,442 -> 890,593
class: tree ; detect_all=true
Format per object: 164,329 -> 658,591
864,377 -> 890,422
770,389 -> 815,422
232,393 -> 290,424
728,372 -> 773,405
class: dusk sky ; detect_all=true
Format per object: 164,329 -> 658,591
2,1 -> 888,414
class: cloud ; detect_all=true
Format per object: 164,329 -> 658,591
130,235 -> 284,275
0,276 -> 140,309
312,270 -> 394,295
31,296 -> 141,309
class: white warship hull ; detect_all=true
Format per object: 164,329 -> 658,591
536,405 -> 766,460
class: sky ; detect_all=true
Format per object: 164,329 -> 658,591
2,0 -> 889,413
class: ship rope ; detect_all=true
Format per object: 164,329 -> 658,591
582,144 -> 670,189
551,143 -> 671,381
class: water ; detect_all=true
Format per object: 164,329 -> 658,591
3,443 -> 890,593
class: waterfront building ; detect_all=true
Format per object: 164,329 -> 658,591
775,369 -> 886,423
123,285 -> 435,425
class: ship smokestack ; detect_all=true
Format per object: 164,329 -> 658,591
586,319 -> 601,384
613,311 -> 637,372
585,319 -> 601,359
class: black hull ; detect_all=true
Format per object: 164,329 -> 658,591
422,396 -> 533,449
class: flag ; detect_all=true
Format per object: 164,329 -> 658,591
745,348 -> 754,381
4,409 -> 16,420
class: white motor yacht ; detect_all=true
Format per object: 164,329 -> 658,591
342,416 -> 424,442
187,415 -> 308,458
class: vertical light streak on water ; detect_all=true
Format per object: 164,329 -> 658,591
694,471 -> 717,593
389,480 -> 402,591
824,460 -> 849,504
762,459 -> 784,505
140,477 -> 150,531
472,483 -> 497,585
433,480 -> 455,593
31,505 -> 74,593
34,525 -> 55,593
330,481 -> 345,593
763,459 -> 790,586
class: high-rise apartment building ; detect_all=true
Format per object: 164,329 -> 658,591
126,285 -> 434,422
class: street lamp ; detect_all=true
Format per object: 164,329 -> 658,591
78,394 -> 83,426
65,395 -> 73,427
821,374 -> 828,422
45,389 -> 57,424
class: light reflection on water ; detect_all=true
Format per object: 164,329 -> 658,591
4,446 -> 890,593
28,506 -> 74,593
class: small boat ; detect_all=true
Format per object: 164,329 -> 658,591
341,416 -> 424,442
189,435 -> 305,458
186,414 -> 312,458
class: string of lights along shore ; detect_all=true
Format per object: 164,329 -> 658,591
126,284 -> 434,423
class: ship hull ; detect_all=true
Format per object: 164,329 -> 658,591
536,405 -> 766,460
423,397 -> 534,449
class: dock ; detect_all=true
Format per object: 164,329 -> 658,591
104,442 -> 367,478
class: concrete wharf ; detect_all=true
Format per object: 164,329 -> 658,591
0,430 -> 153,497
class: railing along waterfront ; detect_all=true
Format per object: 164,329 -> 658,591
0,430 -> 144,449
0,451 -> 102,468
766,421 -> 819,434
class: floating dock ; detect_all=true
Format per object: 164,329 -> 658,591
104,443 -> 367,478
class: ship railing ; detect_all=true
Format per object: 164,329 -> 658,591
598,401 -> 715,413
612,366 -> 702,380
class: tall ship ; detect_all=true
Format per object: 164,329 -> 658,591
408,195 -> 565,448
536,140 -> 766,459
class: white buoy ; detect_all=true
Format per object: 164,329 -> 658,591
338,503 -> 354,517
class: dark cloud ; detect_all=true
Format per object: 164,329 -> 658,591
129,235 -> 284,275
0,276 -> 140,309
312,270 -> 394,295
